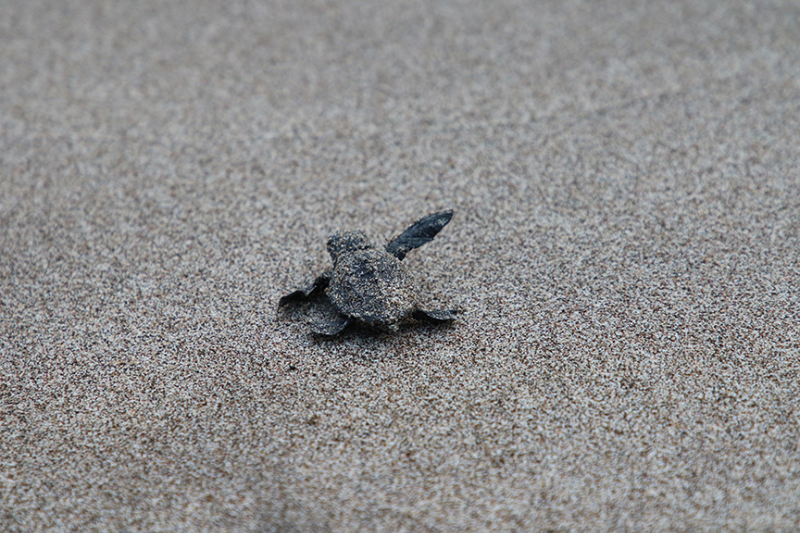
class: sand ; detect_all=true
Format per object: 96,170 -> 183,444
2,0 -> 799,531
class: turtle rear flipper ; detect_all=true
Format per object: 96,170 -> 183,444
413,308 -> 458,323
284,281 -> 351,335
385,210 -> 453,260
278,270 -> 331,307
310,312 -> 350,336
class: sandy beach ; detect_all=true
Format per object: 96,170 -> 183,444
2,0 -> 799,531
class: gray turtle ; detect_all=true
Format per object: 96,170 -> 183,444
279,210 -> 458,335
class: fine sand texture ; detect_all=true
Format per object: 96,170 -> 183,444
2,0 -> 799,531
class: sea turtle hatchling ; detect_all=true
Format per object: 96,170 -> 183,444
279,210 -> 458,335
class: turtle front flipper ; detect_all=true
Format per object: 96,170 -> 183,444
412,308 -> 458,323
278,270 -> 331,307
385,210 -> 453,260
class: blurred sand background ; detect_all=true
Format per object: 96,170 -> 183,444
2,0 -> 799,531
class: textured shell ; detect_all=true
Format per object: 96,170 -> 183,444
327,248 -> 417,325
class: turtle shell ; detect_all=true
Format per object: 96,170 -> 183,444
327,247 -> 417,326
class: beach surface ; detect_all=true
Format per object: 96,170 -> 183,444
2,0 -> 799,531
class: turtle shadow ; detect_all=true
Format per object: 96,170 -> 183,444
311,319 -> 456,343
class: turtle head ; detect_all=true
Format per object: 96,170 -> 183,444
327,231 -> 373,264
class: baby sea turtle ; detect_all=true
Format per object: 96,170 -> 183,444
279,210 -> 458,335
